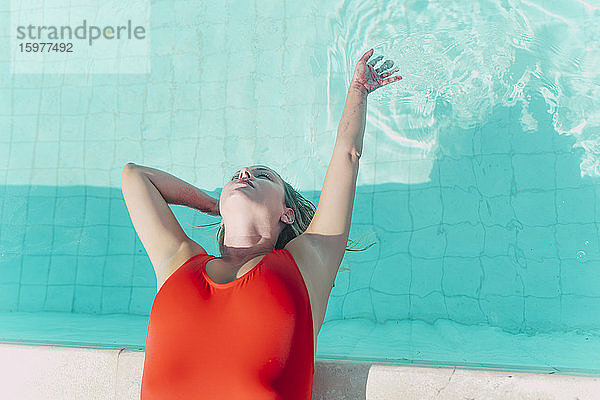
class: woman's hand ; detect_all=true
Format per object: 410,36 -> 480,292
349,48 -> 402,96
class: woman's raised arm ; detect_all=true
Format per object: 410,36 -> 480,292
336,48 -> 402,154
301,48 -> 402,271
121,163 -> 218,280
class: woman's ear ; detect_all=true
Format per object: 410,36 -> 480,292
282,208 -> 295,224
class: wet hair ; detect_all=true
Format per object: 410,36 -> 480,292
191,167 -> 377,270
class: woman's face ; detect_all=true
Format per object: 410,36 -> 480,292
220,165 -> 286,216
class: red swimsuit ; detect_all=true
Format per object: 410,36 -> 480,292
141,248 -> 314,400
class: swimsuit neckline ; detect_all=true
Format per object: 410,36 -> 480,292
201,249 -> 282,288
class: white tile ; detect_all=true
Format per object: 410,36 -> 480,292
0,344 -> 118,400
115,349 -> 144,400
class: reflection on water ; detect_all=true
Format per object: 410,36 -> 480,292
328,0 -> 599,179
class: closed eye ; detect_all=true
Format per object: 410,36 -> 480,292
231,172 -> 272,180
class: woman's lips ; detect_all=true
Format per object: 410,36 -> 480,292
237,179 -> 253,187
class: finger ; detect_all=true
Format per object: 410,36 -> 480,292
360,48 -> 374,62
381,75 -> 403,86
377,60 -> 394,72
369,55 -> 383,67
380,68 -> 399,78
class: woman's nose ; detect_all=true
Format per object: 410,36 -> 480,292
239,167 -> 252,179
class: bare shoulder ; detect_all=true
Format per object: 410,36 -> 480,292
284,233 -> 341,339
156,238 -> 208,291
284,233 -> 338,291
284,234 -> 319,267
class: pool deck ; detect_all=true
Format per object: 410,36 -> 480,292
1,343 -> 599,399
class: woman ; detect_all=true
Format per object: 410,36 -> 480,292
121,48 -> 401,399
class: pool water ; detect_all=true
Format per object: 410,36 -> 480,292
1,0 -> 599,376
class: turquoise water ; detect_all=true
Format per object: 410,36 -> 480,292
1,0 -> 600,376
